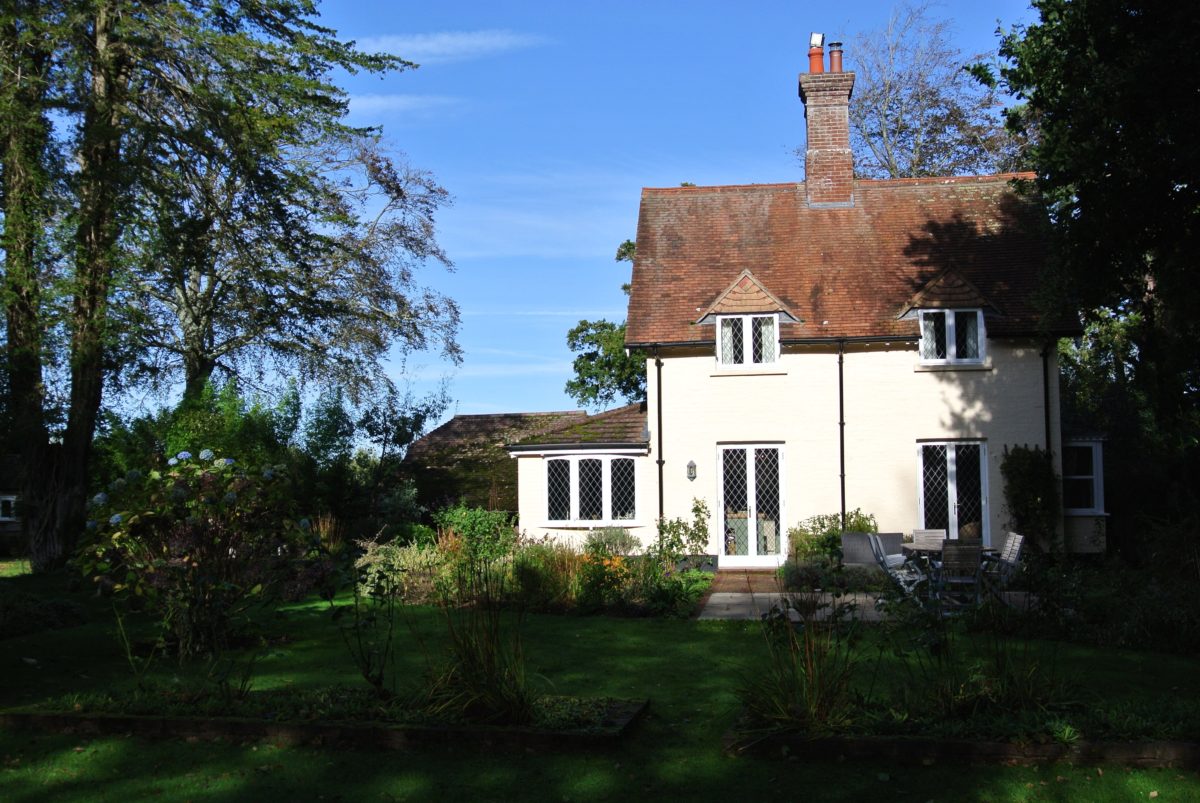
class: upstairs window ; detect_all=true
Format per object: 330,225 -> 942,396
919,309 -> 985,364
718,315 -> 778,366
546,456 -> 636,524
1063,441 -> 1105,515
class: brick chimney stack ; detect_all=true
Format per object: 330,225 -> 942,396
799,35 -> 855,207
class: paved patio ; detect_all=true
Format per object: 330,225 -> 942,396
695,570 -> 1032,621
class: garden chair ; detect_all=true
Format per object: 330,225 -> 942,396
840,531 -> 877,567
982,532 -> 1024,599
869,533 -> 926,596
937,540 -> 982,613
911,529 -> 946,552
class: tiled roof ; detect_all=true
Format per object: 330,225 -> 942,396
626,174 -> 1077,346
899,268 -> 1001,317
406,411 -> 589,464
512,402 -> 648,447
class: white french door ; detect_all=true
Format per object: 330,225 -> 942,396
918,441 -> 989,544
719,445 -> 784,566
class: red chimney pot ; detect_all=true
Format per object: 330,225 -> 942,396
808,45 -> 824,74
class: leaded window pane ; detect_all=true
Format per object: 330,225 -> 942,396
723,449 -> 748,555
547,460 -> 570,520
720,318 -> 743,364
955,311 -> 980,359
610,458 -> 635,520
755,448 -> 781,555
921,312 -> 947,360
752,316 -> 775,363
578,459 -> 603,520
921,445 -> 949,530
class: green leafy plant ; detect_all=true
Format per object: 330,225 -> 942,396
584,527 -> 640,557
656,498 -> 712,564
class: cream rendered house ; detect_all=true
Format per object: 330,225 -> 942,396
510,42 -> 1103,566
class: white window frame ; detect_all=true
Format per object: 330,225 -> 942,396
918,309 -> 986,365
716,443 -> 786,567
916,440 -> 990,545
0,495 -> 16,521
545,455 -> 636,526
1063,440 -> 1105,516
716,314 -> 780,368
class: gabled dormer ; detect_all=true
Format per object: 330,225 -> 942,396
898,268 -> 1001,367
695,270 -> 800,368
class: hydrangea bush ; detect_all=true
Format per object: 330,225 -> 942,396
76,450 -> 319,659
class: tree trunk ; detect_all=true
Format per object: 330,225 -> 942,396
34,3 -> 126,569
1,10 -> 59,571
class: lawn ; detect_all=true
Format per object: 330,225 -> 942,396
1,570 -> 1198,802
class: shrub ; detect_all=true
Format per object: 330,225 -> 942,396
76,451 -> 314,659
577,540 -> 633,612
433,503 -> 515,564
354,538 -> 447,605
584,527 -> 640,557
1001,444 -> 1061,551
787,509 -> 877,562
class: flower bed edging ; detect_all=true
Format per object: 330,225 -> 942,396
0,699 -> 648,753
723,729 -> 1200,769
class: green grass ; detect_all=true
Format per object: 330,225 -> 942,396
1,571 -> 1198,802
0,558 -> 31,578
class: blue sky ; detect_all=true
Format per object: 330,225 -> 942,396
318,1 -> 1038,420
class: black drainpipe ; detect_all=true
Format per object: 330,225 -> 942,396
838,340 -> 847,530
1040,343 -> 1053,452
655,345 -> 665,521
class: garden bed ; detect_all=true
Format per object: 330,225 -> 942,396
1,696 -> 648,752
724,728 -> 1200,768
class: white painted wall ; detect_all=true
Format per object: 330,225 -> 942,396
649,339 -> 1060,564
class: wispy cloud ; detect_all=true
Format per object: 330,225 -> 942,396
357,30 -> 548,65
348,94 -> 460,119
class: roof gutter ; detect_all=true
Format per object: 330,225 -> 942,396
506,442 -> 650,455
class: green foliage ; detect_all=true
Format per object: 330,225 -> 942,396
354,538 -> 447,605
423,556 -> 537,725
564,319 -> 646,409
75,451 -> 316,659
740,594 -> 859,736
1000,445 -> 1060,551
511,541 -> 584,611
656,498 -> 713,563
787,509 -> 877,562
993,1 -> 1200,557
432,503 -> 515,564
584,527 -> 640,557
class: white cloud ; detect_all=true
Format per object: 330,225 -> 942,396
357,30 -> 547,65
348,94 -> 459,118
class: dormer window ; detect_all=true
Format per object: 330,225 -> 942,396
919,309 -> 985,364
718,314 -> 778,366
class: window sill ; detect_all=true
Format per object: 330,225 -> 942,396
710,367 -> 787,377
1065,510 -> 1109,517
914,359 -> 993,373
